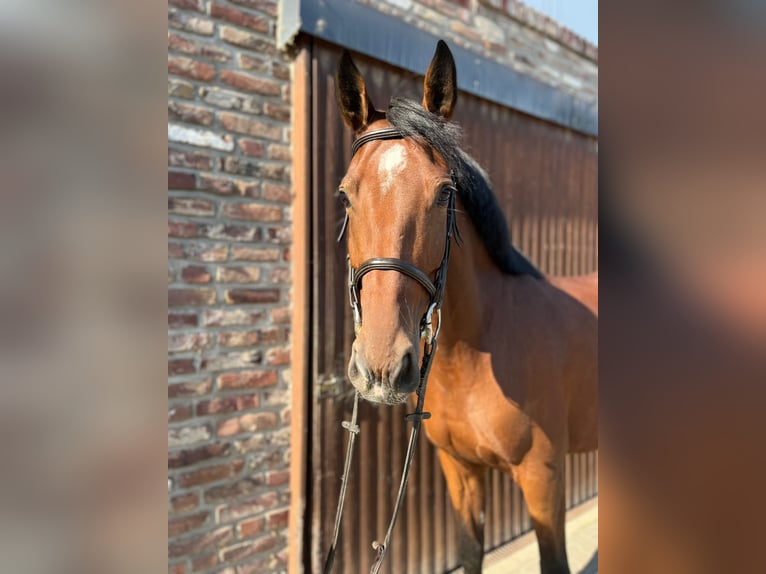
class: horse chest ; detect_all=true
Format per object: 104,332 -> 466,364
423,389 -> 533,470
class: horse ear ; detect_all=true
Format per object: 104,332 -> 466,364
422,40 -> 457,119
335,50 -> 375,132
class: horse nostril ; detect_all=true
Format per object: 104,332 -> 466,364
391,351 -> 418,391
348,347 -> 369,384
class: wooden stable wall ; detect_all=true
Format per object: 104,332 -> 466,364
297,37 -> 598,573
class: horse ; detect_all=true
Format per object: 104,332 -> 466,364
334,40 -> 598,574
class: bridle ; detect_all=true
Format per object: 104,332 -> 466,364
323,127 -> 459,573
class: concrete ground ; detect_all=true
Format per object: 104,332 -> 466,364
456,497 -> 598,574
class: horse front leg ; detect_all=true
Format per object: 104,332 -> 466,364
437,449 -> 486,574
517,456 -> 570,574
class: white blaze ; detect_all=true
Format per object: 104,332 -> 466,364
377,145 -> 407,195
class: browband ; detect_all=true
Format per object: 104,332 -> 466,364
351,128 -> 404,156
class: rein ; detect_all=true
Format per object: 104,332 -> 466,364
323,127 -> 458,573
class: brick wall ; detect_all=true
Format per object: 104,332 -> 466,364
167,0 -> 292,572
167,1 -> 595,573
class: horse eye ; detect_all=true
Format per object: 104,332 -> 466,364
337,190 -> 351,209
436,186 -> 453,206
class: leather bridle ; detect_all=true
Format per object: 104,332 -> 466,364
323,127 -> 459,574
340,127 -> 458,345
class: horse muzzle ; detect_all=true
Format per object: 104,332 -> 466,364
347,341 -> 419,404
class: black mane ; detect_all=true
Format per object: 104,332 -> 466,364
387,98 -> 543,279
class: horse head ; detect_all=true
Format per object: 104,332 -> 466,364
335,41 -> 458,405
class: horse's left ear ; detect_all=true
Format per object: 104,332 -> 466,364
422,40 -> 457,119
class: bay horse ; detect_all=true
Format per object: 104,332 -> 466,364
335,41 -> 598,574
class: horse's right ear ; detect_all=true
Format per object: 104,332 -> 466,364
335,51 -> 375,133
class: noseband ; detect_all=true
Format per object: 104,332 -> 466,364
338,127 -> 459,345
325,127 -> 459,574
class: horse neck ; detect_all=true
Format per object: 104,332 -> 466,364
438,213 -> 507,349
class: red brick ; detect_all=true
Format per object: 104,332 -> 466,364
270,306 -> 290,323
169,312 -> 198,329
203,309 -> 264,327
169,288 -> 216,307
220,157 -> 261,178
268,267 -> 290,283
169,171 -> 195,190
168,32 -> 232,62
198,173 -> 257,196
181,265 -> 211,284
216,412 -> 279,436
265,346 -> 289,365
267,508 -> 288,528
168,527 -> 233,559
266,144 -> 290,161
238,517 -> 265,538
230,246 -> 280,262
223,203 -> 282,222
196,394 -> 259,415
169,511 -> 209,537
169,78 -> 195,99
190,553 -> 218,572
168,197 -> 216,217
266,225 -> 291,244
215,492 -> 277,521
169,221 -> 199,238
168,9 -> 215,36
224,289 -> 280,304
262,183 -> 291,203
168,443 -> 231,469
185,242 -> 228,262
220,112 -> 281,140
237,54 -> 269,72
168,379 -> 212,398
168,332 -> 212,353
217,330 -> 260,348
210,3 -> 269,33
263,102 -> 289,122
258,327 -> 282,344
200,224 -> 259,242
170,492 -> 199,515
220,70 -> 279,95
200,351 -> 261,372
220,26 -> 276,54
246,162 -> 285,181
169,148 -> 214,171
169,243 -> 185,259
169,562 -> 186,574
233,434 -> 270,454
266,470 -> 290,488
238,138 -> 265,158
217,266 -> 262,283
228,0 -> 278,17
272,61 -> 289,80
169,403 -> 194,423
169,358 -> 196,376
169,0 -> 205,12
168,101 -> 214,127
177,460 -> 244,488
218,370 -> 277,390
168,55 -> 215,81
